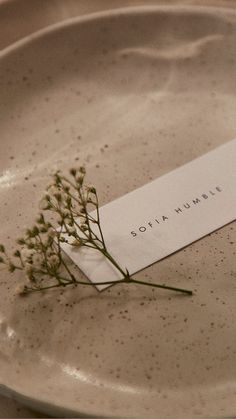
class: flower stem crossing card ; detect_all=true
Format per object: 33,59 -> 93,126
61,139 -> 236,289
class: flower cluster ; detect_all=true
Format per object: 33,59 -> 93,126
0,168 -> 193,297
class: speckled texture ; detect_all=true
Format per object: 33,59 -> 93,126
0,4 -> 236,418
2,0 -> 236,50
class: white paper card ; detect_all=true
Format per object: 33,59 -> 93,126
62,139 -> 236,289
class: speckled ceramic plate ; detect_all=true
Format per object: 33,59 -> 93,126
1,0 -> 236,51
0,6 -> 236,418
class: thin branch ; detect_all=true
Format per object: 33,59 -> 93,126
0,167 -> 193,298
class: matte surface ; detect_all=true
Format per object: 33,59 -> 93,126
0,1 -> 236,417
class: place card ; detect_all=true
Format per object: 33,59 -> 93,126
61,139 -> 236,289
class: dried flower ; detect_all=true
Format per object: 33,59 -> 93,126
25,263 -> 34,277
21,248 -> 35,263
0,244 -> 5,253
8,263 -> 16,273
86,185 -> 96,194
39,197 -> 51,211
70,168 -> 77,177
67,226 -> 77,236
48,254 -> 60,269
15,284 -> 27,295
14,250 -> 21,258
32,253 -> 44,268
0,168 -> 192,297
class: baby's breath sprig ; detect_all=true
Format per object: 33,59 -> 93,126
0,168 -> 192,297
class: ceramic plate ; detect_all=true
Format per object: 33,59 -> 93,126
0,6 -> 236,417
2,0 -> 236,50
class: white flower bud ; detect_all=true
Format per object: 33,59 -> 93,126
21,248 -> 35,263
67,226 -> 76,235
48,228 -> 56,238
76,174 -> 84,185
48,185 -> 59,196
80,223 -> 88,232
39,197 -> 50,210
32,253 -> 44,268
62,209 -> 71,218
86,185 -> 96,194
15,284 -> 26,295
48,254 -> 60,268
25,263 -> 34,276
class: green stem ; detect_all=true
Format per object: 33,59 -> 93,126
25,273 -> 192,295
88,238 -> 128,278
94,191 -> 107,250
73,234 -> 192,295
127,277 -> 193,295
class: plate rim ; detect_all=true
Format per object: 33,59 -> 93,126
0,2 -> 235,59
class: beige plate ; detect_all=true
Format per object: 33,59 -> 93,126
1,0 -> 236,50
0,6 -> 236,418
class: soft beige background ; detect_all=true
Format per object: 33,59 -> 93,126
0,0 -> 235,417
